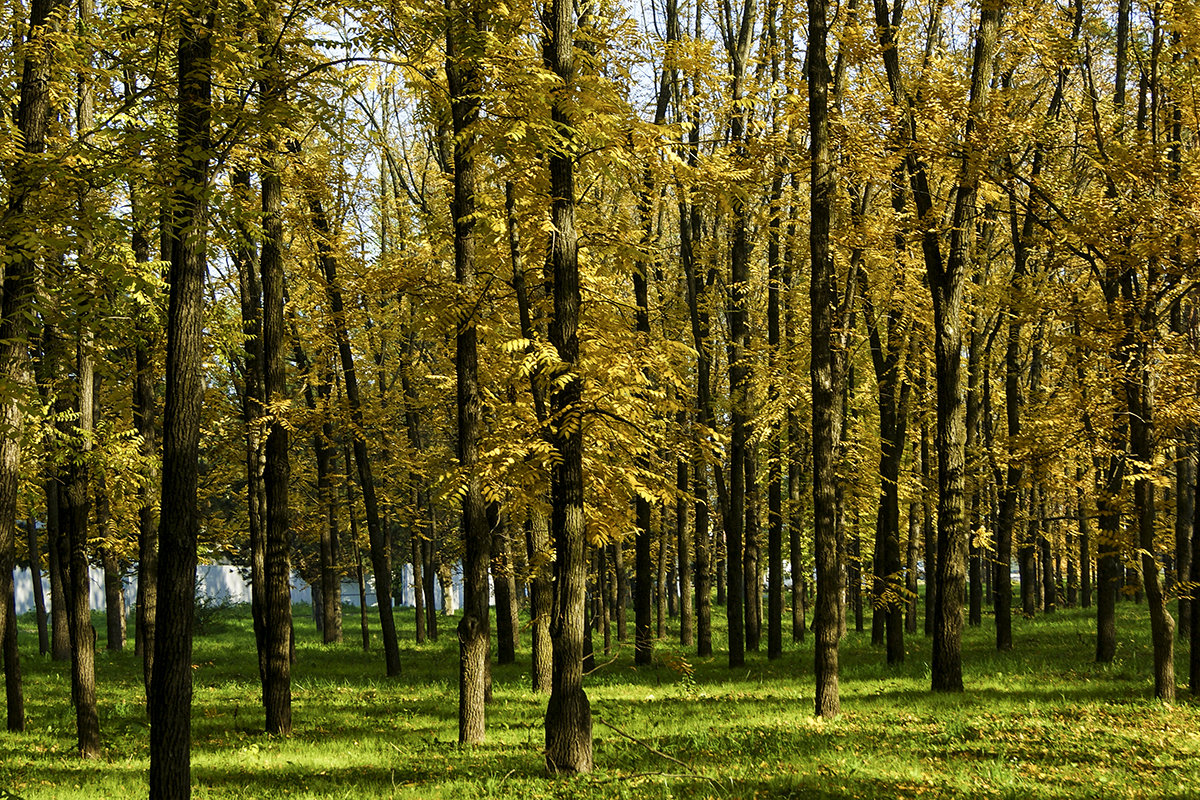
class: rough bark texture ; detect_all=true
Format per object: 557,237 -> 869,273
0,0 -> 72,736
149,1 -> 211,790
260,141 -> 292,736
492,508 -> 519,665
446,0 -> 490,742
810,0 -> 840,718
542,0 -> 592,771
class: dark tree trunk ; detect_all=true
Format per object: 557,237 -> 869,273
693,462 -> 713,656
657,519 -> 669,640
744,452 -> 762,651
446,2 -> 489,741
810,0 -> 840,717
309,185 -> 401,678
260,112 -> 292,737
789,421 -> 807,642
3,582 -> 21,732
906,500 -> 919,634
920,417 -> 936,638
1176,436 -> 1194,639
46,476 -> 70,662
232,168 -> 267,686
64,53 -> 100,749
1,0 -> 72,736
149,0 -> 211,789
721,0 -> 756,672
634,489 -> 653,664
411,530 -> 425,644
101,546 -> 125,651
527,511 -> 553,693
345,461 -> 371,652
677,452 -> 693,647
132,187 -> 159,695
542,0 -> 592,771
25,518 -> 48,655
873,0 -> 999,694
492,506 -> 519,665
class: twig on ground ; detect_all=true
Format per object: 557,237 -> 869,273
594,715 -> 692,771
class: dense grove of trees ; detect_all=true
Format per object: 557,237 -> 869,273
2,0 -> 1199,792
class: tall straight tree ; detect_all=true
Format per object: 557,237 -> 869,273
305,168 -> 402,677
63,0 -> 100,754
149,0 -> 213,791
542,0 -> 592,773
0,0 -> 76,736
258,0 -> 293,735
445,0 -> 490,745
873,0 -> 1001,693
809,0 -> 840,719
720,0 -> 757,671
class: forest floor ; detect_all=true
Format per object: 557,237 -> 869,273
0,597 -> 1197,798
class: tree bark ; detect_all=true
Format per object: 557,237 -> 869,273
259,122 -> 292,737
149,0 -> 212,789
810,0 -> 840,718
542,0 -> 592,771
25,517 -> 48,655
446,0 -> 490,741
0,0 -> 73,737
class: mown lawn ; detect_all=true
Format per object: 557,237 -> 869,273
1,597 -> 1198,798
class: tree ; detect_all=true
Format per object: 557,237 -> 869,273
149,0 -> 213,791
810,0 -> 840,719
542,0 -> 592,773
445,0 -> 490,744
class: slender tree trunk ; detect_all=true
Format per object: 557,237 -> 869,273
344,456 -> 370,652
1,0 -> 72,737
46,475 -> 70,662
810,0 -> 840,717
149,0 -> 212,788
492,506 -> 519,665
259,109 -> 292,736
527,511 -> 553,693
789,422 -> 807,642
446,1 -> 489,741
677,451 -> 693,647
132,216 -> 159,696
694,462 -> 713,656
921,420 -> 936,638
26,517 -> 48,655
542,0 -> 592,771
232,169 -> 267,685
308,185 -> 401,677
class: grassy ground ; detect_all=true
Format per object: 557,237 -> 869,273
1,599 -> 1198,799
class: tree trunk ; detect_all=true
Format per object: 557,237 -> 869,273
149,0 -> 211,789
1,0 -> 73,737
677,452 -> 693,647
25,517 -> 48,655
492,506 -> 519,665
308,184 -> 401,678
634,489 -> 653,664
131,182 -> 159,695
693,462 -> 713,656
542,0 -> 592,771
46,476 -> 70,662
260,114 -> 293,737
810,0 -> 840,718
446,1 -> 490,741
527,511 -> 553,693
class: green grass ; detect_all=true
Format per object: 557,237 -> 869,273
2,599 -> 1199,799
